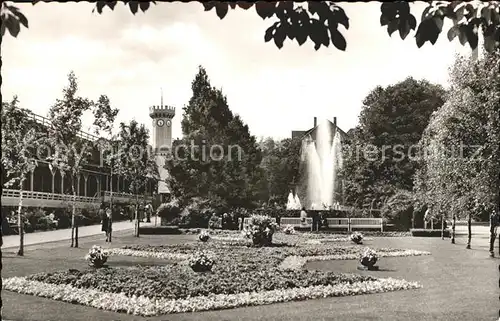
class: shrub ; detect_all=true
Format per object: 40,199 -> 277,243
85,245 -> 108,268
198,230 -> 210,242
158,198 -> 181,225
34,215 -> 55,231
24,208 -> 46,229
350,232 -> 364,244
282,225 -> 295,235
359,248 -> 378,267
188,252 -> 215,272
381,190 -> 415,230
245,214 -> 279,246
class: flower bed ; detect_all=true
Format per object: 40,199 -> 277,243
279,249 -> 431,270
2,276 -> 421,316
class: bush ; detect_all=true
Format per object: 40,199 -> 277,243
381,191 -> 414,230
158,198 -> 181,225
24,208 -> 46,230
410,228 -> 450,237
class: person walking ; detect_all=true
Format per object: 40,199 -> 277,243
101,207 -> 112,242
489,209 -> 499,257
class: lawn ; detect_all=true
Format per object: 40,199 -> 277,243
3,231 -> 428,316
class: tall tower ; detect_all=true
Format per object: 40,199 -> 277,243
149,105 -> 175,154
149,99 -> 175,197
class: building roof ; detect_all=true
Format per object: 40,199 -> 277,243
292,119 -> 349,140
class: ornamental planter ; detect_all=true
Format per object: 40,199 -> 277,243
358,248 -> 379,271
190,263 -> 213,272
88,256 -> 107,268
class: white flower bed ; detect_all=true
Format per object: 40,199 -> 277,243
279,249 -> 430,270
106,248 -> 190,261
2,276 -> 421,316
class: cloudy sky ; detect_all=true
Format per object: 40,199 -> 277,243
2,1 -> 472,142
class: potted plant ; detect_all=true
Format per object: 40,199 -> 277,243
350,231 -> 364,244
198,230 -> 210,242
85,245 -> 108,268
358,247 -> 379,270
189,252 -> 215,272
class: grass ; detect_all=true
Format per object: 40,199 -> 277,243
2,232 -> 499,321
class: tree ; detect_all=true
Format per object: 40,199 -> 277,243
92,94 -> 119,242
258,136 -> 301,204
46,71 -> 94,248
3,1 -> 500,53
166,66 -> 262,208
115,120 -> 158,237
342,77 -> 447,211
415,49 -> 500,249
1,97 -> 39,256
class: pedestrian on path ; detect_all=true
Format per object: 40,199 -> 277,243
101,207 -> 112,242
489,209 -> 499,257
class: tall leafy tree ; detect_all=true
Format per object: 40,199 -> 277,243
92,94 -> 119,242
415,49 -> 500,248
46,71 -> 93,248
5,2 -> 500,53
1,97 -> 40,256
342,77 -> 447,211
166,66 -> 262,208
115,120 -> 158,237
258,137 -> 301,204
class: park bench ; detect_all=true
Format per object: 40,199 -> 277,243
349,218 -> 383,232
279,217 -> 312,229
325,218 -> 350,230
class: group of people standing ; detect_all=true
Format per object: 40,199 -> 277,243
300,207 -> 328,231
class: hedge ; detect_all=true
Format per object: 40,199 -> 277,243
410,229 -> 450,237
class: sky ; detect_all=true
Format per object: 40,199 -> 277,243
2,1 -> 472,142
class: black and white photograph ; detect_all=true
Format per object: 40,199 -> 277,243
1,1 -> 499,321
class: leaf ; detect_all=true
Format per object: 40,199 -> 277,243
398,19 -> 411,39
264,24 -> 275,43
333,6 -> 349,29
408,14 -> 417,30
387,19 -> 398,36
464,25 -> 478,50
94,1 -> 107,14
458,25 -> 468,45
5,15 -> 21,37
202,1 -> 218,11
128,1 -> 139,15
255,2 -> 276,19
380,14 -> 390,26
273,25 -> 286,49
432,16 -> 444,33
215,3 -> 229,19
139,1 -> 150,12
237,2 -> 254,10
330,29 -> 346,51
295,27 -> 308,45
447,25 -> 460,41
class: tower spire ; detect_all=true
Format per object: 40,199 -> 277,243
160,87 -> 164,107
